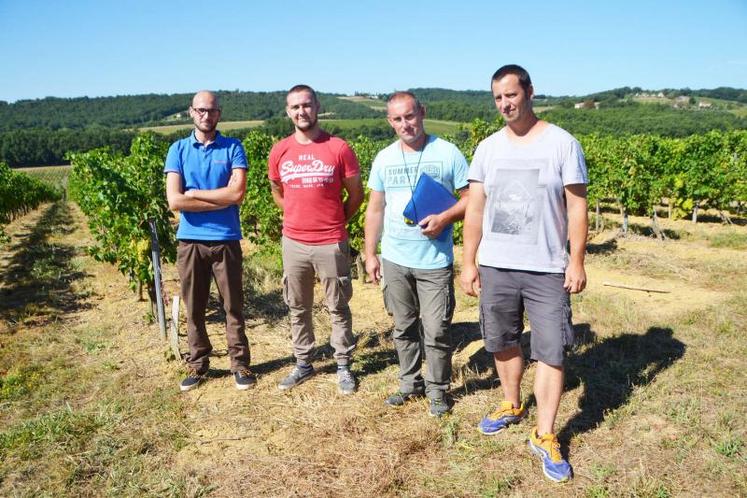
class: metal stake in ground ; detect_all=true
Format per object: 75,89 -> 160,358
148,219 -> 167,340
169,295 -> 182,359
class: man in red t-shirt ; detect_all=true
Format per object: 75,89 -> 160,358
268,84 -> 364,395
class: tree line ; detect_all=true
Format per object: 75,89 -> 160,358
6,103 -> 746,168
0,92 -> 381,131
4,85 -> 744,131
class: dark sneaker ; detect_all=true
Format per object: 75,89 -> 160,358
180,369 -> 205,392
384,390 -> 425,407
234,368 -> 257,390
337,367 -> 356,395
528,427 -> 573,482
478,401 -> 526,435
278,365 -> 315,391
428,397 -> 451,417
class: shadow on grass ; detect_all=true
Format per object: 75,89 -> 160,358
696,213 -> 747,226
587,238 -> 619,255
245,288 -> 287,324
627,222 -> 682,240
448,321 -> 497,397
559,326 -> 685,442
0,201 -> 90,327
194,327 -> 400,379
191,283 -> 287,329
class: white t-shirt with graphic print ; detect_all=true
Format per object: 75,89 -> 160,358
468,124 -> 588,273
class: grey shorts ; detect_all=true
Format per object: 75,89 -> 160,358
478,266 -> 574,367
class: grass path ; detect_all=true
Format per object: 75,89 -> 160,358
1,204 -> 745,496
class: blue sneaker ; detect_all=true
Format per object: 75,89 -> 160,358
180,368 -> 205,392
477,401 -> 526,435
528,427 -> 573,483
234,368 -> 257,390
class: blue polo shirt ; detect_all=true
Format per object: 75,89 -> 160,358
164,131 -> 248,241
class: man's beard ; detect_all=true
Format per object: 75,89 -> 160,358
196,122 -> 217,133
295,116 -> 317,131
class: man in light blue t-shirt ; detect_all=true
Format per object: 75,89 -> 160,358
364,91 -> 469,417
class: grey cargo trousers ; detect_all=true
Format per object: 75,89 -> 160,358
382,259 -> 456,399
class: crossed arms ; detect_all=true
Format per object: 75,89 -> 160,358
166,168 -> 247,212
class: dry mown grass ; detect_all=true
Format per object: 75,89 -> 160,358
1,206 -> 745,497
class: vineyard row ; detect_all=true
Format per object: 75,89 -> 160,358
66,124 -> 747,301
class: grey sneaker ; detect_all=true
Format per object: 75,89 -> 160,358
337,367 -> 356,395
429,397 -> 451,417
278,365 -> 315,391
180,368 -> 205,392
384,390 -> 425,407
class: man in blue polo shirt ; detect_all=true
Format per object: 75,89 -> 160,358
164,90 -> 255,392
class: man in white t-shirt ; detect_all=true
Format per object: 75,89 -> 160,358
364,91 -> 469,417
460,65 -> 588,483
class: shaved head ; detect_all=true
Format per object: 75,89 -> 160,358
387,91 -> 423,113
192,90 -> 220,108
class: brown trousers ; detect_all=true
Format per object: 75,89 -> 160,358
281,236 -> 355,365
177,240 -> 249,373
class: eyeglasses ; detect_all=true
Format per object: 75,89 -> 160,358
191,107 -> 221,116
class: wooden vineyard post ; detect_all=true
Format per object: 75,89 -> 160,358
169,296 -> 182,359
148,219 -> 167,341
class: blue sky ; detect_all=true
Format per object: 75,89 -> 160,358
1,0 -> 745,102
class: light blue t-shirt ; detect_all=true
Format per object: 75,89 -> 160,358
469,124 -> 588,273
368,135 -> 469,269
164,131 -> 248,241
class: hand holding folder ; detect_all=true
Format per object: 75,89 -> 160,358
402,174 -> 457,233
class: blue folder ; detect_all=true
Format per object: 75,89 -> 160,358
402,173 -> 457,226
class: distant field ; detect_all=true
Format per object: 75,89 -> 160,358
320,118 -> 462,136
138,118 -> 462,137
338,95 -> 387,110
422,119 -> 463,135
632,96 -> 672,104
16,165 -> 71,189
141,120 -> 264,134
633,95 -> 747,117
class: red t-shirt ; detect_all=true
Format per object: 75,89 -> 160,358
268,132 -> 360,244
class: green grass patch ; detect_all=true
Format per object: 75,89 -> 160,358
0,365 -> 45,400
0,227 -> 189,497
714,435 -> 744,459
0,407 -> 104,460
707,230 -> 747,249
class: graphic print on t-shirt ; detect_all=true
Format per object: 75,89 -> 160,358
279,153 -> 336,189
487,161 -> 546,245
383,161 -> 442,189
